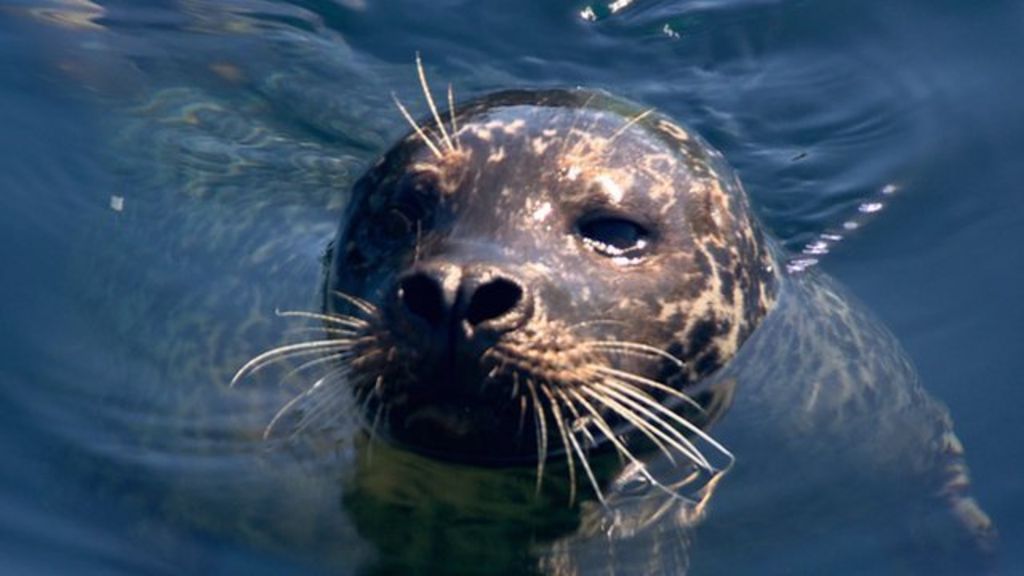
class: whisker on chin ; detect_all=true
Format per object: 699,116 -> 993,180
579,386 -> 692,467
592,380 -> 710,468
593,365 -> 703,412
564,387 -> 667,493
542,382 -> 604,506
517,394 -> 528,437
596,376 -> 734,470
590,379 -> 728,475
358,371 -> 385,418
264,381 -> 320,440
581,340 -> 687,370
539,383 -> 579,505
552,387 -> 596,448
525,377 -> 549,495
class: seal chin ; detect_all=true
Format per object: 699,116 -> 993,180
380,389 -> 546,466
395,403 -> 480,458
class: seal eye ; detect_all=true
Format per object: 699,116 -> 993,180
578,215 -> 651,260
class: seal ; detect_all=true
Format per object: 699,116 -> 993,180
230,78 -> 996,573
319,88 -> 774,476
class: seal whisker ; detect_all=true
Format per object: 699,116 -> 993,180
565,387 -> 667,491
558,93 -> 598,159
284,326 -> 360,338
447,83 -> 460,150
413,219 -> 423,264
365,389 -> 386,462
568,99 -> 606,158
551,385 -> 596,447
517,394 -> 528,437
358,372 -> 385,418
544,383 -> 606,504
588,347 -> 680,370
593,380 -> 725,470
525,377 -> 549,494
540,383 -> 578,505
566,319 -> 630,332
568,435 -> 604,506
414,52 -> 455,153
328,290 -> 379,319
276,309 -> 369,329
231,340 -> 356,387
392,91 -> 444,159
579,386 -> 691,467
596,377 -> 732,466
273,366 -> 351,439
582,340 -> 687,369
292,366 -> 352,426
608,108 -> 654,144
593,365 -> 703,411
264,384 -> 317,440
281,350 -> 357,382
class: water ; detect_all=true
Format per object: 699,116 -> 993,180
2,0 -> 1023,574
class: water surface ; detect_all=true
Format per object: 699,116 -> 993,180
2,1 -> 1022,574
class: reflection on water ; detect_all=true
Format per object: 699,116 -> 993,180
2,0 -> 1023,574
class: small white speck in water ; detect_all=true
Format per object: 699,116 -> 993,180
786,257 -> 819,274
804,240 -> 830,255
608,0 -> 635,13
109,195 -> 124,212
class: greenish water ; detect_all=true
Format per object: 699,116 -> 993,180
1,1 -> 1022,574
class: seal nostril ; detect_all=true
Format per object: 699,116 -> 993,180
466,279 -> 523,326
400,273 -> 446,326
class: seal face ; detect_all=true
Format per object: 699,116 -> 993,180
323,89 -> 778,466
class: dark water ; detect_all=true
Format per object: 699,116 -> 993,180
2,0 -> 1022,574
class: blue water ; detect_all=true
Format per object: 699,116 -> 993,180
2,1 -> 1023,574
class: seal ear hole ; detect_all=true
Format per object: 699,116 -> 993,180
577,215 -> 651,258
466,279 -> 523,326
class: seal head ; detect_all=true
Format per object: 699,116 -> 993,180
324,89 -> 777,466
